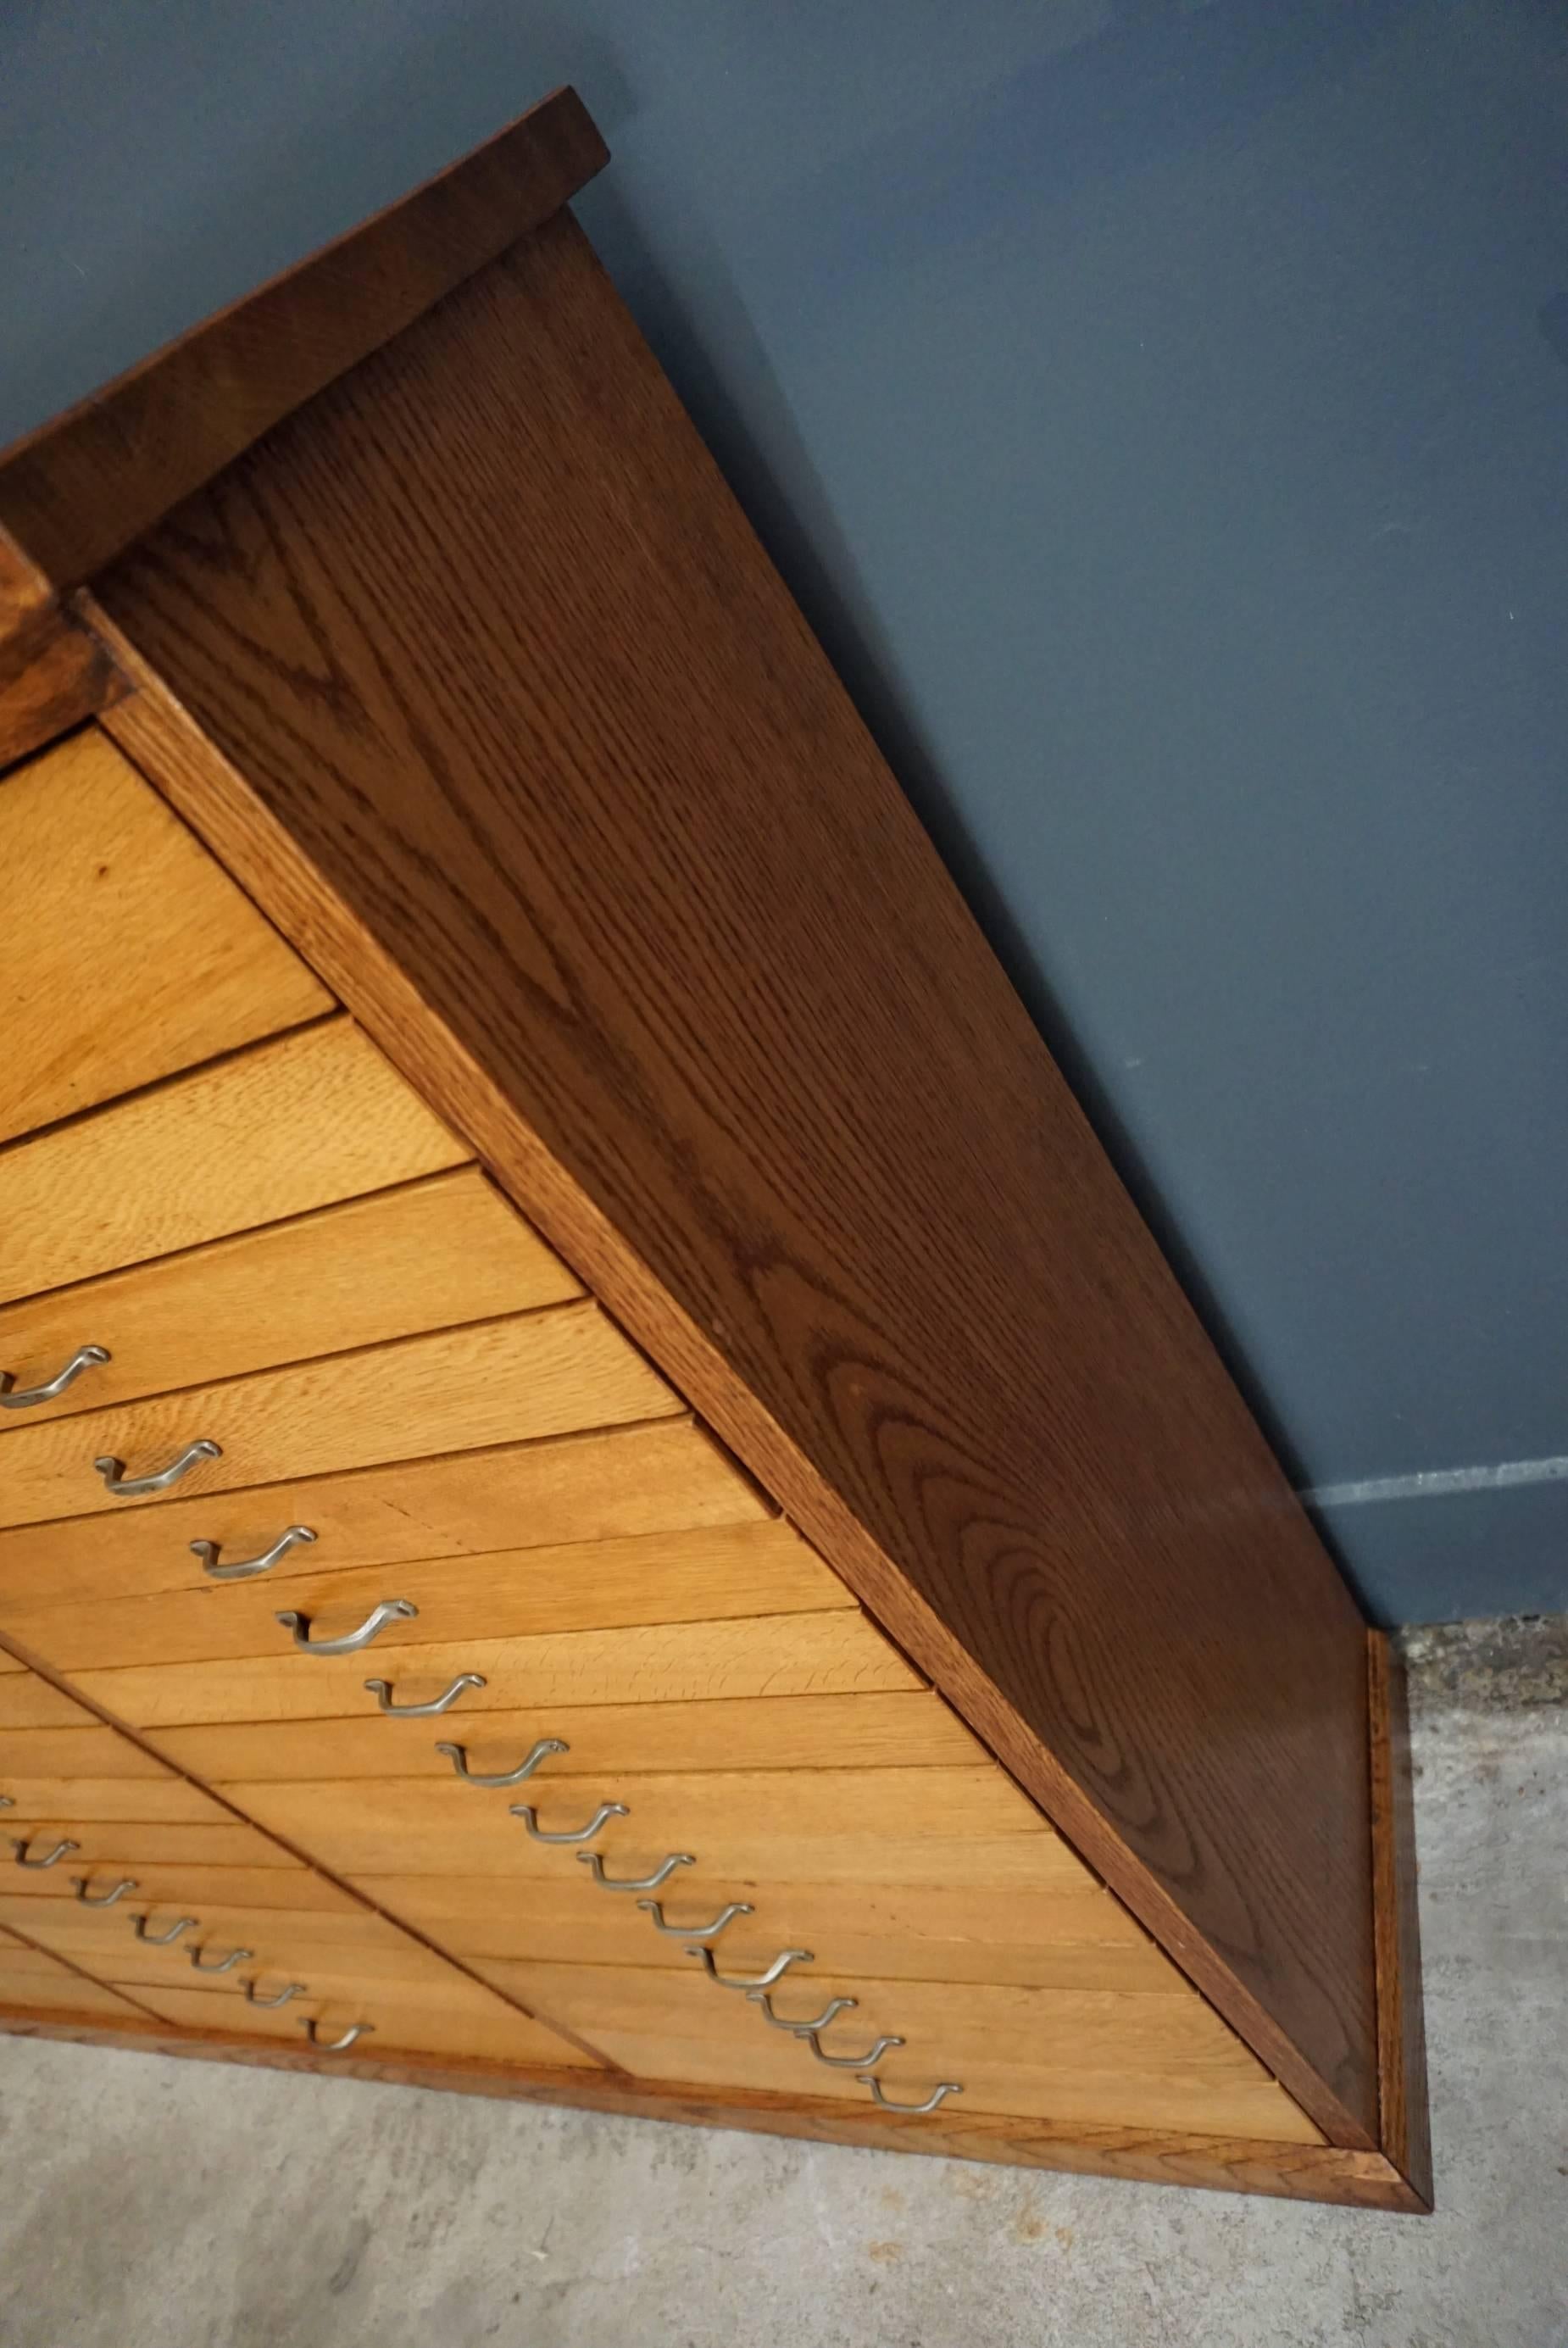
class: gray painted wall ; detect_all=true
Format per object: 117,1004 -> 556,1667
4,1 -> 1565,1623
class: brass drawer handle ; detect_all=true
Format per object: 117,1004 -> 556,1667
797,2028 -> 904,2071
244,1979 -> 307,2008
302,2019 -> 373,2053
637,1897 -> 753,1942
858,2076 -> 962,2114
71,1876 -> 138,1907
189,1942 -> 253,1973
95,1439 -> 220,1498
684,1944 -> 812,1992
192,1527 -> 316,1581
576,1850 -> 693,1894
133,1913 -> 197,1945
10,1836 -> 79,1869
510,1800 -> 627,1845
748,1989 -> 856,2034
436,1736 -> 566,1787
364,1672 -> 485,1716
1,1344 -> 110,1410
275,1599 -> 416,1655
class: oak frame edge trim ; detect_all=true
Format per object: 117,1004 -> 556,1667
93,674 -> 1376,2155
1368,1630 -> 1433,2207
0,88 -> 609,590
0,2011 -> 1430,2210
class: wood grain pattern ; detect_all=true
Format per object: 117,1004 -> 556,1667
214,1764 -> 1072,1883
471,1956 -> 1320,2142
1368,1633 -> 1433,2209
92,207 -> 1382,2141
1,1817 -> 303,1870
0,2011 -> 1434,2209
149,1689 -> 985,1783
0,92 -> 608,589
0,1166 -> 579,1422
0,1894 -> 481,1984
0,527 -> 125,768
0,1673 -> 97,1728
0,726 -> 330,1145
117,1975 -> 602,2067
357,1871 -> 1170,1989
0,1019 -> 467,1305
71,1609 -> 921,1728
0,1774 -> 239,1824
0,1522 -> 847,1672
0,1723 -> 178,1778
0,1949 -> 153,2021
0,1861 -> 364,1913
0,1301 -> 678,1527
0,1419 -> 768,1608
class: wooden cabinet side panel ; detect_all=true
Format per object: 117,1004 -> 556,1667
88,215 -> 1382,2143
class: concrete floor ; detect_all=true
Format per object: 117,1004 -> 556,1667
0,1620 -> 1563,2348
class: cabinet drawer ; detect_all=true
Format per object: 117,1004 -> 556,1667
3,1521 -> 846,1672
0,1418 -> 767,1609
0,1895 -> 442,1990
0,1168 -> 580,1424
209,1765 -> 1055,1883
153,1690 -> 983,1785
3,1819 -> 304,1872
0,1774 -> 236,1825
0,1675 -> 98,1731
0,1861 -> 363,1915
0,728 -> 331,1148
0,1019 -> 467,1306
0,1301 -> 679,1527
0,1724 -> 178,1779
475,1959 -> 1322,2142
72,1608 -> 917,1728
125,1976 -> 599,2067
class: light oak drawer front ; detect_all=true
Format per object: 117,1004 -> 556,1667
3,1522 -> 846,1672
0,1167 -> 580,1425
0,1724 -> 177,1779
0,1940 -> 155,2023
475,1959 -> 1321,2143
362,1872 -> 1171,1991
0,1019 -> 467,1306
0,1862 -> 363,1914
3,1819 -> 303,1872
73,1610 -> 919,1728
0,1774 -> 239,1826
125,1978 -> 601,2067
153,1691 -> 985,1785
0,1675 -> 99,1731
0,728 -> 331,1149
0,1302 -> 679,1528
0,1420 -> 768,1609
212,1766 -> 1055,1884
0,1896 -> 454,1990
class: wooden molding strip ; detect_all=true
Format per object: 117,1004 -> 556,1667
0,2010 -> 1430,2210
0,87 -> 608,590
1368,1631 -> 1433,2207
0,528 -> 125,769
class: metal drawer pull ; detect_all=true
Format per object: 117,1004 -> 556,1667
0,1797 -> 10,1811
364,1672 -> 485,1716
798,2028 -> 904,2070
302,2019 -> 373,2053
685,1944 -> 813,1992
275,1599 -> 416,1655
637,1897 -> 752,1941
10,1836 -> 79,1869
189,1944 -> 253,1973
858,2076 -> 962,2114
511,1800 -> 627,1844
133,1914 -> 197,1944
192,1526 -> 316,1581
71,1877 -> 138,1907
436,1736 -> 567,1787
95,1439 -> 221,1498
2,1344 -> 110,1410
748,1989 -> 856,2034
244,1979 -> 307,2008
577,1850 -> 692,1894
